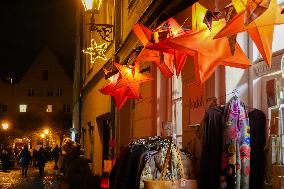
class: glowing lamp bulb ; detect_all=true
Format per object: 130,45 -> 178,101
2,123 -> 9,130
40,134 -> 45,139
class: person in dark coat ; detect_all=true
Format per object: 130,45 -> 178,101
1,149 -> 10,172
37,147 -> 46,176
19,145 -> 31,177
60,139 -> 91,189
52,145 -> 60,169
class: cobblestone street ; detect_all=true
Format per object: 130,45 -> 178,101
0,161 -> 61,189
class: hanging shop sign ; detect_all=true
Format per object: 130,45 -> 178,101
253,51 -> 284,77
189,84 -> 205,125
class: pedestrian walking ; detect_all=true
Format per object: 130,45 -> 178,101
52,145 -> 60,170
32,149 -> 38,167
19,145 -> 31,177
1,149 -> 10,172
60,139 -> 91,189
36,147 -> 46,177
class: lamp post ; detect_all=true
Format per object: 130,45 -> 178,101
40,133 -> 45,147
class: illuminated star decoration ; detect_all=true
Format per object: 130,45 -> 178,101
149,3 -> 251,84
215,0 -> 284,66
99,68 -> 142,110
82,39 -> 107,63
112,62 -> 153,98
132,18 -> 186,77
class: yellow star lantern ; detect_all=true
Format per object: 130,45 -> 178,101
215,0 -> 284,66
83,39 -> 107,63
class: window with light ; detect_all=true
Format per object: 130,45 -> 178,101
19,105 -> 27,112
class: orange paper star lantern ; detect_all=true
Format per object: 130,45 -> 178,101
215,0 -> 284,66
112,62 -> 153,98
146,37 -> 189,77
132,18 -> 186,78
149,3 -> 251,84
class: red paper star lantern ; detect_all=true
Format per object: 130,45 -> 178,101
112,62 -> 153,98
99,72 -> 142,110
132,18 -> 186,78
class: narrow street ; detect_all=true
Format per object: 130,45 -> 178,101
0,161 -> 61,189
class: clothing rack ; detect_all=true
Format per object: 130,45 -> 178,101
206,89 -> 240,102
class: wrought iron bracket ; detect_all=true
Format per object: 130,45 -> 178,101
88,14 -> 114,42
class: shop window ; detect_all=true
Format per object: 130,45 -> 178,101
172,74 -> 183,148
19,104 -> 27,112
28,88 -> 35,96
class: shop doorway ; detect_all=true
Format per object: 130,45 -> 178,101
96,113 -> 113,172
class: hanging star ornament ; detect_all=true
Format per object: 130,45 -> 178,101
112,62 -> 153,98
215,0 -> 284,66
99,72 -> 142,110
132,18 -> 186,77
148,3 -> 251,84
82,39 -> 108,63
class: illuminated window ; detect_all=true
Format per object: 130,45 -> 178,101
19,105 -> 27,112
46,105 -> 52,113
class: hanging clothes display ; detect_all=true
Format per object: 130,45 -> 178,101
199,96 -> 267,189
109,137 -> 189,189
198,106 -> 224,189
249,109 -> 266,189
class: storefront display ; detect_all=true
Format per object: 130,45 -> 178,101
109,136 -> 195,189
199,96 -> 267,189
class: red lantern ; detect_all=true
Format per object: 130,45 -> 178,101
100,177 -> 109,189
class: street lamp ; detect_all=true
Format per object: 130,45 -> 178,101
40,133 -> 45,139
44,129 -> 49,135
2,123 -> 9,130
40,133 -> 45,147
82,0 -> 102,12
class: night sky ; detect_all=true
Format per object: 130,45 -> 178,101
0,0 -> 77,80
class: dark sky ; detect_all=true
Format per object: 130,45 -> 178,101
0,0 -> 77,80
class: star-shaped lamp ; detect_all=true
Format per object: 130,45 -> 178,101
148,3 -> 251,84
99,73 -> 142,110
215,0 -> 284,66
112,62 -> 153,98
132,18 -> 186,78
83,39 -> 108,63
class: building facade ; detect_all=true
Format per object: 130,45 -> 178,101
74,0 -> 284,177
0,47 -> 73,148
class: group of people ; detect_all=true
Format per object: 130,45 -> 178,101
3,139 -> 92,189
18,144 -> 61,177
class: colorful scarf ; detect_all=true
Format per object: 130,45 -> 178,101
220,97 -> 250,189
